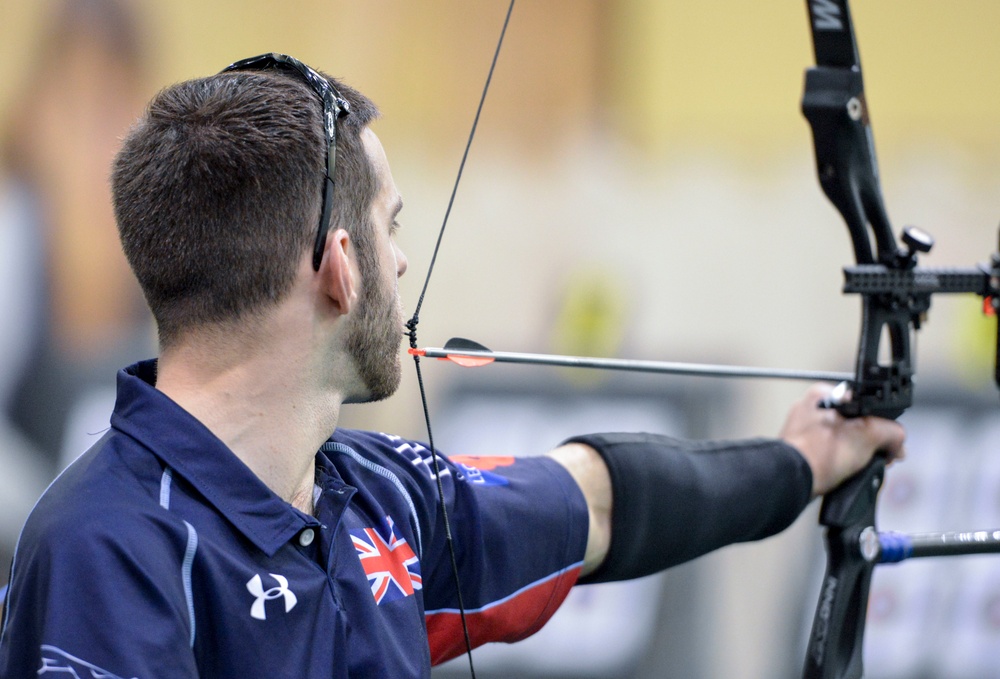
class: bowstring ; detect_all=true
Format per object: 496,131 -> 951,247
404,2 -> 515,676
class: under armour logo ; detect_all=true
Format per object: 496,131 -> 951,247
246,573 -> 297,620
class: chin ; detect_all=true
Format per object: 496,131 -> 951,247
346,362 -> 402,405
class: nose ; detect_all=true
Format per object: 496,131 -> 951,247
394,243 -> 408,278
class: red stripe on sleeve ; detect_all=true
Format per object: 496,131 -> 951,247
425,565 -> 582,665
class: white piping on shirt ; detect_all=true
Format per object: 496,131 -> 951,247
159,467 -> 173,510
160,466 -> 198,648
181,520 -> 198,648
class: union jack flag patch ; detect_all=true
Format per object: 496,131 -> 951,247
350,516 -> 422,605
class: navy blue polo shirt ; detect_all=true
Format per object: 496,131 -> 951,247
0,360 -> 588,678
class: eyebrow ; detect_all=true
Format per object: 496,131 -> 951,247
391,197 -> 404,221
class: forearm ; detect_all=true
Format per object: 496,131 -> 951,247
547,443 -> 612,576
556,433 -> 813,583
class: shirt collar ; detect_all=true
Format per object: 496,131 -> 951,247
111,359 -> 316,556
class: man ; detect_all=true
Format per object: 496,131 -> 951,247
0,55 -> 904,678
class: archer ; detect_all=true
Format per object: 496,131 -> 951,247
0,51 -> 904,678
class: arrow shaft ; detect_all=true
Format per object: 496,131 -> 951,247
418,346 -> 853,382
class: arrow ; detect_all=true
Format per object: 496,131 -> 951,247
409,337 -> 854,382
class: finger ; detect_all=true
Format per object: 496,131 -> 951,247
817,381 -> 851,409
885,444 -> 908,466
861,416 -> 906,459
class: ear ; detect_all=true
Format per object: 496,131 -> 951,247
318,228 -> 358,315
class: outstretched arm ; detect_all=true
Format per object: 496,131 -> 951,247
548,383 -> 905,580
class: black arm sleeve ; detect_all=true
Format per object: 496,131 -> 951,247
562,432 -> 813,583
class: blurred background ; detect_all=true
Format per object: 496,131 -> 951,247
1,1 -> 998,677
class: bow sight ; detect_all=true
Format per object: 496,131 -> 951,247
801,1 -> 1000,677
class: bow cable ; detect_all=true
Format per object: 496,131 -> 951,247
404,3 -> 515,676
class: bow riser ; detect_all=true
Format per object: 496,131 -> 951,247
800,0 -> 915,673
805,456 -> 886,679
802,67 -> 894,265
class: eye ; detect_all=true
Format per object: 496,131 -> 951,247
390,220 -> 401,236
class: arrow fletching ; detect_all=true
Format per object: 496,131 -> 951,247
408,337 -> 496,367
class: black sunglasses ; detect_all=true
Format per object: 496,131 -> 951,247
221,53 -> 351,271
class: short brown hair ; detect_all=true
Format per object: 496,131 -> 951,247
112,67 -> 380,347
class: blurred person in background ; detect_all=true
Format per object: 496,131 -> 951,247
0,0 -> 153,585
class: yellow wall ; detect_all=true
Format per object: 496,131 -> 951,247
3,1 -> 999,155
611,1 -> 1000,151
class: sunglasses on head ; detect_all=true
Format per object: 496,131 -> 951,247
221,53 -> 351,271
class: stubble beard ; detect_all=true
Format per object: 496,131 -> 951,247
345,259 -> 404,403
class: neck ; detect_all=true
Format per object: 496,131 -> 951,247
156,309 -> 346,513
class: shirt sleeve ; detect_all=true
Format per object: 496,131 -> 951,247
338,430 -> 589,664
0,499 -> 199,679
415,450 -> 590,664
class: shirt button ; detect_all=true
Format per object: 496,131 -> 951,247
299,529 -> 315,547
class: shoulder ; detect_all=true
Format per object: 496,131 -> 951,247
327,428 -> 578,489
330,428 -> 426,458
17,432 -> 191,575
327,429 -> 442,482
2,440 -> 198,678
